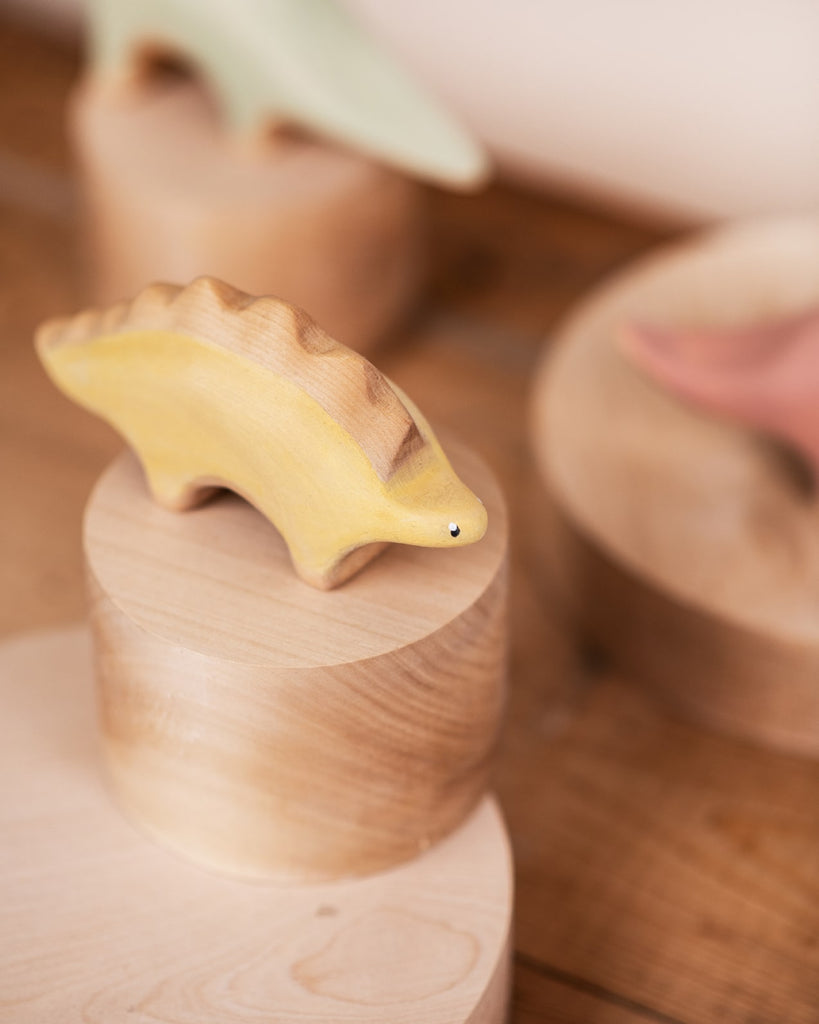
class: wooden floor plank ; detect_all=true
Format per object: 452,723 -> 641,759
425,184 -> 674,338
0,18 -> 78,173
513,956 -> 687,1024
503,666 -> 819,1023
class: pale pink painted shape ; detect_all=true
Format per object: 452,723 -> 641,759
619,307 -> 819,475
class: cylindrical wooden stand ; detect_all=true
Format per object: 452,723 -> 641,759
531,217 -> 819,756
70,76 -> 426,352
0,626 -> 512,1023
83,441 -> 508,881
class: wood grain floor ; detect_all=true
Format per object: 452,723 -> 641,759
2,18 -> 819,1023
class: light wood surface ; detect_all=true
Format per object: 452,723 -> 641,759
534,218 -> 819,754
38,277 -> 488,589
0,625 -> 512,1023
84,444 -> 507,880
71,75 -> 425,352
9,20 -> 819,1023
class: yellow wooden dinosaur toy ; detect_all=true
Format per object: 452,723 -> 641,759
36,278 -> 487,589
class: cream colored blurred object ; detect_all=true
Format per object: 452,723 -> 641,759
7,0 -> 819,221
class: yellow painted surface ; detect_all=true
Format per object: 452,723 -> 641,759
38,327 -> 487,588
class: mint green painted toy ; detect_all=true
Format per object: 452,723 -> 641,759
86,0 -> 489,189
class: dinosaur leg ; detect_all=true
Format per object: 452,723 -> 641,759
139,451 -> 221,513
294,541 -> 389,591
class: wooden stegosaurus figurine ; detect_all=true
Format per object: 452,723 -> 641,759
36,278 -> 488,589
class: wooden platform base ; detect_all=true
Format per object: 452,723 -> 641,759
83,443 -> 508,881
532,218 -> 819,756
70,76 -> 425,353
0,626 -> 512,1023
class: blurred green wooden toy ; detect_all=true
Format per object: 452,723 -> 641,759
86,0 -> 488,188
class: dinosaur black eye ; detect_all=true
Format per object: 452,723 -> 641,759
449,522 -> 460,537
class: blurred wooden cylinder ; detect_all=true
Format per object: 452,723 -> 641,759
70,75 -> 426,352
83,444 -> 508,882
532,218 -> 819,757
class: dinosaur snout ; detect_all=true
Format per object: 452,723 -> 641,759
444,495 -> 488,546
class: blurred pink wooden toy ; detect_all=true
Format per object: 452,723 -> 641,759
531,219 -> 819,757
621,307 -> 819,477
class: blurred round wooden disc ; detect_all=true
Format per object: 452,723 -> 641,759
0,625 -> 512,1022
532,218 -> 819,755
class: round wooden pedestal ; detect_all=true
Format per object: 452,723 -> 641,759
532,218 -> 819,756
70,76 -> 426,353
0,626 -> 512,1023
83,442 -> 508,881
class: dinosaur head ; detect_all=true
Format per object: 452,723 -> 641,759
383,457 -> 488,549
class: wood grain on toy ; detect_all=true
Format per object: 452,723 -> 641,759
0,626 -> 512,1023
534,218 -> 819,754
71,77 -> 426,350
86,0 -> 488,189
83,443 -> 507,880
37,278 -> 488,589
